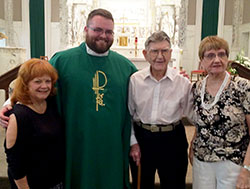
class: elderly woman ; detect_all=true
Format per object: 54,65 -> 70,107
190,36 -> 250,189
5,58 -> 65,189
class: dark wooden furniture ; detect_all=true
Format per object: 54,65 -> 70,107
231,62 -> 250,80
0,65 -> 21,100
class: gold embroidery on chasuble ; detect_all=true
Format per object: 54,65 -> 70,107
92,70 -> 107,111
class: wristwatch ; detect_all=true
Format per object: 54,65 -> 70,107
243,165 -> 250,171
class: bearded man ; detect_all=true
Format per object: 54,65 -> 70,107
50,8 -> 137,189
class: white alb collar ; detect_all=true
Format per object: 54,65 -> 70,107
85,44 -> 109,57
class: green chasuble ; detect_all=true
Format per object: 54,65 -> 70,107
50,43 -> 137,189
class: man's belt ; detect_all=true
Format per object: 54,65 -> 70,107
135,121 -> 181,132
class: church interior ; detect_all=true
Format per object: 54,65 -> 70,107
0,0 -> 250,188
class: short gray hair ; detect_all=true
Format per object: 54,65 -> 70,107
144,31 -> 171,49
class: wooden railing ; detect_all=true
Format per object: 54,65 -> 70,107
0,65 -> 21,100
231,62 -> 250,80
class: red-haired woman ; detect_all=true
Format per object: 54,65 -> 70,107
5,58 -> 64,189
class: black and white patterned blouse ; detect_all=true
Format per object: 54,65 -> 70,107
192,76 -> 250,165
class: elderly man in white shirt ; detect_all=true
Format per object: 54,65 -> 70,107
129,31 -> 193,189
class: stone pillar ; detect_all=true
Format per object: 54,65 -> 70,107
4,0 -> 15,46
150,0 -> 157,32
178,0 -> 187,48
59,0 -> 69,49
232,0 -> 243,53
92,0 -> 99,9
66,1 -> 93,47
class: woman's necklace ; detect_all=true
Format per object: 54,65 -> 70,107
201,71 -> 230,110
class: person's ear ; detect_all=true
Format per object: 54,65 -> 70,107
84,26 -> 88,32
200,60 -> 205,70
169,48 -> 173,56
143,49 -> 148,59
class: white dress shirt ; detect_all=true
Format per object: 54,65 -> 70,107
129,66 -> 193,145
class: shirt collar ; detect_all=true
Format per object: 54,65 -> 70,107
85,43 -> 109,57
165,67 -> 176,81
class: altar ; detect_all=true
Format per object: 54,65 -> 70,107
129,57 -> 148,70
57,0 -> 185,71
112,46 -> 181,70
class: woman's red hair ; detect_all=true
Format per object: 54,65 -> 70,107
11,58 -> 58,105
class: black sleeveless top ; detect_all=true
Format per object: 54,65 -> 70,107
5,97 -> 65,189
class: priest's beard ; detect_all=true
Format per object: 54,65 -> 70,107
85,33 -> 113,53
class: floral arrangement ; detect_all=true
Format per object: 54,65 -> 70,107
229,50 -> 250,74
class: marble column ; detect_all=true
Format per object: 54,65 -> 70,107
59,0 -> 69,49
232,0 -> 243,52
150,0 -> 157,32
178,0 -> 187,48
62,1 -> 92,47
4,0 -> 15,47
92,0 -> 98,9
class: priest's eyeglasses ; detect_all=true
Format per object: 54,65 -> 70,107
149,49 -> 170,58
204,52 -> 228,61
88,26 -> 114,36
